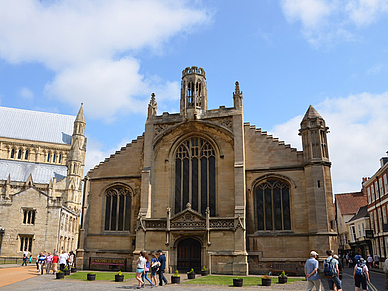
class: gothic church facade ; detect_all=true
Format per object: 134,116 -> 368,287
78,67 -> 337,274
0,105 -> 86,256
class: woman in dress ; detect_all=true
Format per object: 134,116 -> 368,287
135,251 -> 146,289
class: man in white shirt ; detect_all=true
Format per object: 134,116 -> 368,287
59,250 -> 69,271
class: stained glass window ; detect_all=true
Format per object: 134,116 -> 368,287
104,186 -> 131,231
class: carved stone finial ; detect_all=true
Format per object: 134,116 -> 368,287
186,202 -> 191,209
235,81 -> 240,94
148,93 -> 157,118
150,93 -> 156,104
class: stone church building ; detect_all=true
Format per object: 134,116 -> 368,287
0,105 -> 86,257
78,66 -> 337,274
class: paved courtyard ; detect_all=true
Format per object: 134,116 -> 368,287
0,264 -> 386,290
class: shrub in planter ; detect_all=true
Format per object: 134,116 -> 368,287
278,271 -> 287,284
171,270 -> 180,284
261,275 -> 271,286
233,277 -> 243,287
71,267 -> 77,273
63,266 -> 70,276
187,268 -> 195,279
87,272 -> 96,281
115,271 -> 124,282
201,266 -> 209,276
56,271 -> 65,279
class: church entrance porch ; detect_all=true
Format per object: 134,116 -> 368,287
177,238 -> 201,272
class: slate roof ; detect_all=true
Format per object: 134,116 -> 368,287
0,106 -> 75,144
0,159 -> 67,184
347,205 -> 369,223
335,192 -> 367,215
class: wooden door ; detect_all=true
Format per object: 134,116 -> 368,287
177,238 -> 201,272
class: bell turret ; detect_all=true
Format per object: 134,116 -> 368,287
180,66 -> 207,119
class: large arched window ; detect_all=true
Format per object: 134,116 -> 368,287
255,180 -> 291,231
104,186 -> 131,231
174,137 -> 216,216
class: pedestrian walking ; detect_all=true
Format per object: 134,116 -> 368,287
384,257 -> 388,289
38,252 -> 46,275
59,250 -> 68,271
353,258 -> 370,291
141,253 -> 154,287
367,254 -> 373,269
135,251 -> 146,289
52,253 -> 59,274
157,250 -> 168,286
21,250 -> 28,266
150,253 -> 160,287
305,250 -> 321,291
374,254 -> 380,268
45,252 -> 53,274
324,250 -> 342,291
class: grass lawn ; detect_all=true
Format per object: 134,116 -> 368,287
182,275 -> 305,286
67,271 -> 135,281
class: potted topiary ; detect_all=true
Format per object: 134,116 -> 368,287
87,272 -> 96,281
278,270 -> 287,284
201,266 -> 209,276
261,275 -> 271,286
63,266 -> 70,276
187,268 -> 195,279
56,270 -> 65,279
71,266 -> 77,273
233,276 -> 243,287
171,270 -> 180,284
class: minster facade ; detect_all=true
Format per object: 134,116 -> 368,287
78,67 -> 337,275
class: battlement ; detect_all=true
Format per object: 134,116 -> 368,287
182,66 -> 206,79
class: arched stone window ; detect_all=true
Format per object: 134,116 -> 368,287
25,150 -> 29,160
10,148 -> 15,158
254,179 -> 291,231
174,137 -> 216,216
104,186 -> 131,231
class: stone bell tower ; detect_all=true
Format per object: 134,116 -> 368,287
180,66 -> 207,120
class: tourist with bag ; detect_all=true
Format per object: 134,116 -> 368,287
150,253 -> 160,287
323,250 -> 342,291
353,258 -> 370,291
142,253 -> 154,287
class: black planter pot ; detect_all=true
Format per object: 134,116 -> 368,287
71,267 -> 77,273
64,270 -> 71,276
171,276 -> 180,284
262,278 -> 271,286
201,270 -> 209,276
56,272 -> 65,279
278,277 -> 287,284
187,273 -> 195,279
87,273 -> 96,281
233,278 -> 243,287
115,274 -> 124,282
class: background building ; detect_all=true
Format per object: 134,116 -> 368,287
335,191 -> 368,256
78,66 -> 337,275
0,105 -> 86,257
363,153 -> 388,264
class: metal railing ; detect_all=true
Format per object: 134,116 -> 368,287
0,257 -> 25,265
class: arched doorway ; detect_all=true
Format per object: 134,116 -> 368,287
177,238 -> 201,272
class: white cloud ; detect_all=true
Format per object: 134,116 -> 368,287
270,92 -> 388,193
366,63 -> 384,75
19,87 -> 34,100
280,0 -> 388,47
346,0 -> 388,27
0,0 -> 211,120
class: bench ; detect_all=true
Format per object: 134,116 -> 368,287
270,262 -> 299,276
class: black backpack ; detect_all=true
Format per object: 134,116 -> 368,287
324,258 -> 335,278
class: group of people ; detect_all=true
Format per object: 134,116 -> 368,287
135,250 -> 168,289
22,250 -> 75,275
305,249 -> 371,291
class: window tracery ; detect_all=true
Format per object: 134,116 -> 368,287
254,179 -> 291,231
174,137 -> 216,216
104,186 -> 131,231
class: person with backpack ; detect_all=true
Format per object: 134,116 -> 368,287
353,257 -> 370,291
324,250 -> 342,291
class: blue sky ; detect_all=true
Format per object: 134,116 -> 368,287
0,0 -> 388,194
